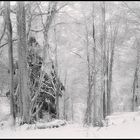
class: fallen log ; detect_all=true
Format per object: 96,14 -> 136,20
36,119 -> 67,129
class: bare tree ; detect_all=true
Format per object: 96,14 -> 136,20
54,22 -> 60,119
17,1 -> 31,124
107,21 -> 119,115
4,1 -> 15,126
100,1 -> 107,120
92,2 -> 98,126
83,13 -> 93,126
63,70 -> 68,120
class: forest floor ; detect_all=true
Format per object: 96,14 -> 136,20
0,97 -> 140,138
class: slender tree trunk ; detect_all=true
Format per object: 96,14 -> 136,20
63,71 -> 67,120
106,29 -> 110,116
107,46 -> 111,116
107,40 -> 113,116
71,95 -> 74,122
92,3 -> 98,126
132,40 -> 140,111
84,17 -> 93,126
132,67 -> 138,111
107,22 -> 119,115
42,2 -> 57,71
4,1 -> 15,126
100,1 -> 107,119
54,26 -> 59,119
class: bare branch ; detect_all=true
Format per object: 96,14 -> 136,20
40,88 -> 56,99
122,1 -> 140,20
0,38 -> 17,49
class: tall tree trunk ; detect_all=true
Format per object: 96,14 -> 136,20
132,39 -> 140,111
100,1 -> 107,119
107,22 -> 119,115
54,26 -> 59,119
84,16 -> 93,126
71,93 -> 74,122
4,1 -> 15,126
92,3 -> 98,126
106,42 -> 110,115
107,37 -> 114,116
132,67 -> 138,111
63,71 -> 67,120
17,2 -> 31,124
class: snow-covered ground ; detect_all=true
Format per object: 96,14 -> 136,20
1,98 -> 140,138
95,112 -> 140,138
0,112 -> 140,138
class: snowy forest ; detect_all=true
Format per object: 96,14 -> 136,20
0,1 -> 140,138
